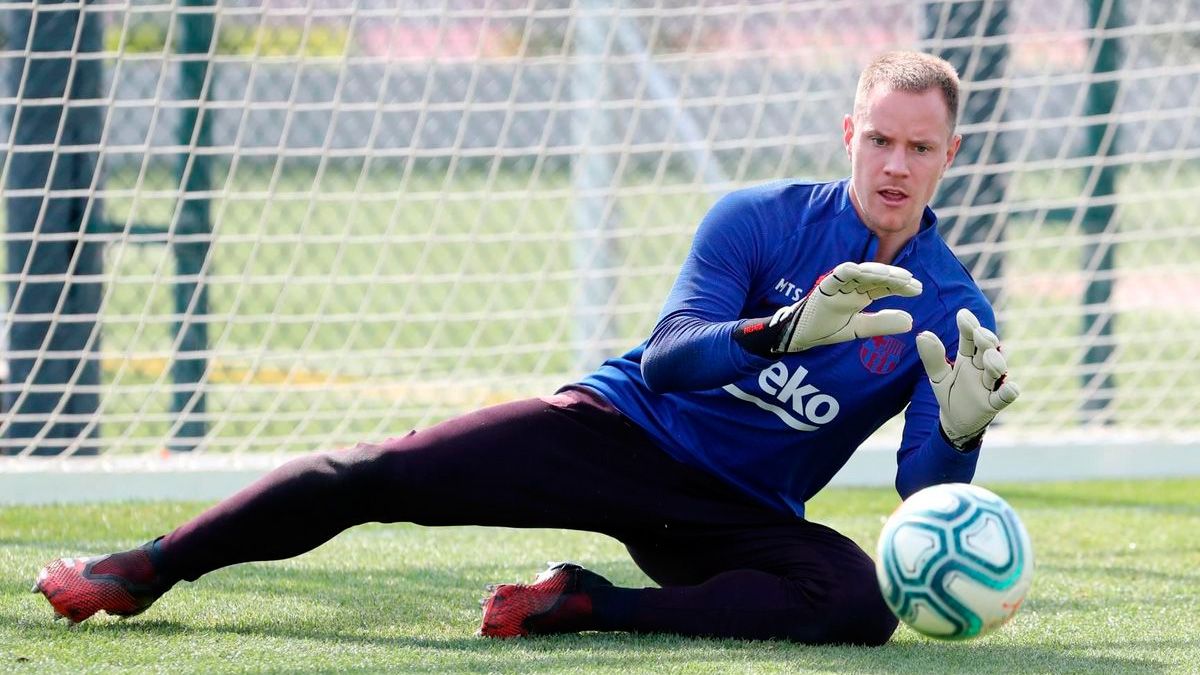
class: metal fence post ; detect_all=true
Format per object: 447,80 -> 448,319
922,1 -> 1011,307
169,0 -> 215,450
1080,0 -> 1123,421
2,0 -> 104,455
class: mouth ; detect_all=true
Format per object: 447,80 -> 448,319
877,188 -> 909,207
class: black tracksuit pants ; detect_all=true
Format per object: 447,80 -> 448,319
157,386 -> 898,645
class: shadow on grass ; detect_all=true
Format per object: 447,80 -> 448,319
9,518 -> 1198,673
23,561 -> 1178,674
70,618 -> 1178,674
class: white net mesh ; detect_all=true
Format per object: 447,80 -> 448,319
1,0 -> 1198,460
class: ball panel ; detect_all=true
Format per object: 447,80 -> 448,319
895,487 -> 972,521
957,510 -> 1012,569
874,483 -> 1034,641
944,568 -> 1027,634
953,502 -> 1031,582
887,521 -> 945,580
902,594 -> 965,639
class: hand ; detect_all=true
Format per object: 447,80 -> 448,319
772,261 -> 923,353
916,308 -> 1021,448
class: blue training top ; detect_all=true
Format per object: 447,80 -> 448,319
577,178 -> 995,518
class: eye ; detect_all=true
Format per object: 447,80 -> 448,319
870,136 -> 887,147
914,145 -> 931,154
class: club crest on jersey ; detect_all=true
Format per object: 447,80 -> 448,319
860,335 -> 904,374
723,362 -> 839,432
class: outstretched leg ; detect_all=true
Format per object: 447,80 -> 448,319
35,385 -> 897,644
150,387 -> 748,581
34,387 -> 769,623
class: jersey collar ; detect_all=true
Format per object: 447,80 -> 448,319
835,177 -> 940,265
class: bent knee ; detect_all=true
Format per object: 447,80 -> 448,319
776,568 -> 897,646
825,581 -> 898,646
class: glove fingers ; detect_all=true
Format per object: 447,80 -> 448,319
916,331 -> 952,383
972,326 -> 1000,369
973,326 -> 999,351
981,348 -> 1006,390
989,380 -> 1021,410
854,263 -> 923,300
857,262 -> 914,283
819,262 -> 862,295
849,310 -> 913,339
866,275 -> 923,300
955,308 -> 981,360
820,262 -> 922,299
857,262 -> 914,284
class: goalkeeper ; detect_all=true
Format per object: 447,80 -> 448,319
32,50 -> 1019,645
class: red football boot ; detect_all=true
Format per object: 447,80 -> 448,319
477,562 -> 613,638
32,542 -> 172,625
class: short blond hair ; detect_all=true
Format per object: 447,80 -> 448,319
854,51 -> 961,133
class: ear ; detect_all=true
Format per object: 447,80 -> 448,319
843,114 -> 855,158
944,133 -> 962,171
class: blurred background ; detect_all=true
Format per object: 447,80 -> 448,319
0,1 -> 1196,477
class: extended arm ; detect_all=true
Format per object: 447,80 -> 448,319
895,308 -> 1020,498
639,191 -> 774,393
642,194 -> 924,393
916,308 -> 1021,448
732,261 -> 922,356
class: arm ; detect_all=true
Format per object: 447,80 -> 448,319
641,192 -> 923,393
896,308 -> 1021,498
895,374 -> 980,499
640,191 -> 774,393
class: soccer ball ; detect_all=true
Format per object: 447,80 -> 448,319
875,482 -> 1033,640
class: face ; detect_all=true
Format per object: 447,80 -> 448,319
843,86 -> 961,238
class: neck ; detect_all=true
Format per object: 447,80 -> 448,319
847,183 -> 921,264
871,233 -> 910,264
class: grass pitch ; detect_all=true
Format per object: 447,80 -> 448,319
2,478 -> 1198,673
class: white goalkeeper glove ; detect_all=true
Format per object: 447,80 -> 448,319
916,308 -> 1021,449
736,261 -> 923,355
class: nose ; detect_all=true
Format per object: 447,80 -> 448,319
883,146 -> 909,177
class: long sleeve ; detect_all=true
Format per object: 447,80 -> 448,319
894,374 -> 979,499
893,302 -> 997,499
640,191 -> 776,393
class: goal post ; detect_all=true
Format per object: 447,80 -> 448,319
2,0 -> 106,456
1,0 -> 1199,484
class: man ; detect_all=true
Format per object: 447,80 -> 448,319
32,50 -> 1018,645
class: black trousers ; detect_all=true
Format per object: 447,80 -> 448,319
159,386 -> 897,645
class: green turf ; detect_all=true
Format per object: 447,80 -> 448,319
2,479 -> 1198,673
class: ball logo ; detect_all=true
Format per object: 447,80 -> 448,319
860,336 -> 904,374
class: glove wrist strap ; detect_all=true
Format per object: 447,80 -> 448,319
733,317 -> 785,357
941,424 -> 986,453
733,297 -> 807,357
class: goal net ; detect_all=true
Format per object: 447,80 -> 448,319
1,0 -> 1198,470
